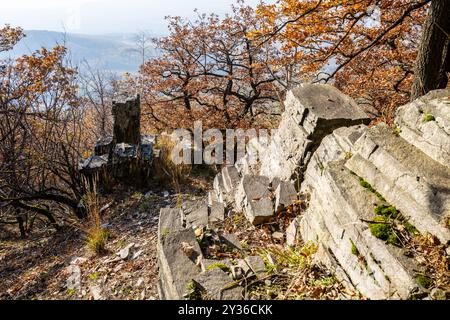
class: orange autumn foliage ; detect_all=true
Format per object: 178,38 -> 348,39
255,0 -> 430,122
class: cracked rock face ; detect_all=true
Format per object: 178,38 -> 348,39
395,89 -> 450,169
345,124 -> 450,244
156,86 -> 450,301
157,208 -> 202,300
259,83 -> 371,182
300,92 -> 450,299
234,175 -> 274,225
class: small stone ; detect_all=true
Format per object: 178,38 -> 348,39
244,256 -> 266,279
430,288 -> 446,300
219,233 -> 243,250
183,200 -> 209,228
144,191 -> 153,197
230,266 -> 244,280
66,265 -> 81,291
234,175 -> 274,225
132,249 -> 143,260
213,173 -> 226,203
264,280 -> 272,286
272,232 -> 284,241
90,285 -> 103,300
163,191 -> 169,197
274,181 -> 297,212
117,243 -> 135,260
193,268 -> 242,300
70,257 -> 88,265
267,253 -> 277,266
237,259 -> 252,277
136,277 -> 144,288
209,201 -> 225,223
194,227 -> 204,237
100,202 -> 112,213
222,166 -> 241,193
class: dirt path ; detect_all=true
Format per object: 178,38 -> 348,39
0,191 -> 174,300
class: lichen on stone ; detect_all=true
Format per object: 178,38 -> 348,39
358,177 -> 386,201
422,113 -> 435,122
206,262 -> 230,272
368,216 -> 400,246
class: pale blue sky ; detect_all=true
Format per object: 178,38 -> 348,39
0,0 -> 264,35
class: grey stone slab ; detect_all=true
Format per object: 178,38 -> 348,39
183,200 -> 209,228
244,256 -> 266,279
193,268 -> 242,300
213,173 -> 226,203
346,124 -> 450,244
209,201 -> 225,223
396,89 -> 450,169
222,166 -> 241,193
235,175 -> 274,225
260,84 -> 370,181
275,181 -> 298,211
158,208 -> 184,241
219,233 -> 243,250
157,228 -> 202,300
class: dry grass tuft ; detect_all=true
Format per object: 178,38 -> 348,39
82,175 -> 110,254
153,134 -> 192,193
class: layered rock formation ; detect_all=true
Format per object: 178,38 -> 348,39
259,84 -> 371,181
157,85 -> 450,300
296,90 -> 450,299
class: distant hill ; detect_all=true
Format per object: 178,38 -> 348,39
0,30 -> 160,73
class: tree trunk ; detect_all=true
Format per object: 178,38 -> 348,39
17,216 -> 26,238
411,0 -> 450,100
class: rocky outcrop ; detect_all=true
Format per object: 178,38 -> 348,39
156,203 -> 250,300
157,84 -> 450,300
345,124 -> 450,244
395,89 -> 450,169
234,175 -> 273,225
259,84 -> 371,182
296,92 -> 450,299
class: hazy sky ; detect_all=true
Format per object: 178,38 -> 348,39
0,0 -> 264,35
